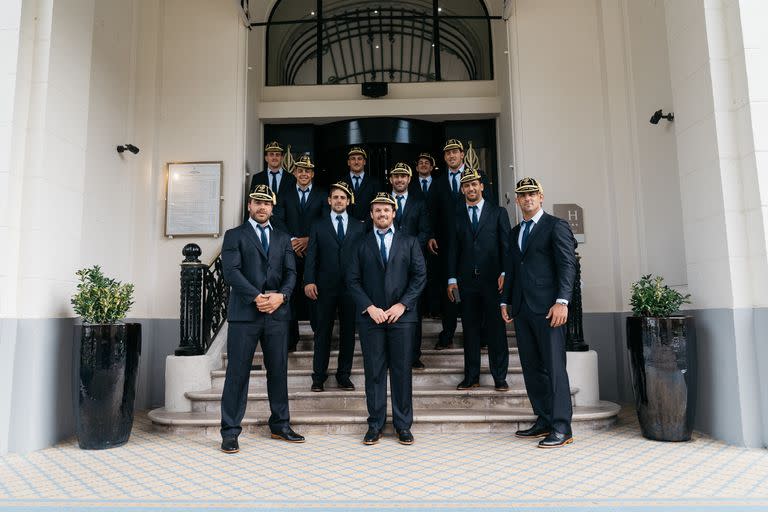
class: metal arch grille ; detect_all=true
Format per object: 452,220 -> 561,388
264,1 -> 494,86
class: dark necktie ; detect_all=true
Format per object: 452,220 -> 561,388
270,171 -> 279,193
450,172 -> 459,195
422,179 -> 428,195
378,229 -> 390,267
470,205 -> 479,232
300,188 -> 308,210
520,219 -> 533,252
257,224 -> 269,253
336,215 -> 345,241
396,195 -> 404,225
353,175 -> 361,193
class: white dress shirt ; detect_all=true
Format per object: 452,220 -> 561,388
248,218 -> 272,246
267,167 -> 284,192
331,210 -> 349,236
374,225 -> 395,261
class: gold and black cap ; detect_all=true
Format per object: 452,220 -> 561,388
389,162 -> 412,177
330,181 -> 354,204
443,139 -> 464,152
347,147 -> 368,159
370,192 -> 398,209
293,154 -> 315,169
264,141 -> 284,153
515,177 -> 543,194
416,152 -> 436,167
459,167 -> 482,184
249,184 -> 277,204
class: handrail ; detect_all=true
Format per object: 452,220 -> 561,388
175,244 -> 229,356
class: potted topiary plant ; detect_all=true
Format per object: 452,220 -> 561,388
626,274 -> 695,441
71,266 -> 140,449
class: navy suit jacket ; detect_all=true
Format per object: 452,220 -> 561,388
272,185 -> 328,238
342,173 -> 383,228
346,230 -> 426,324
502,211 -> 577,315
447,201 -> 512,288
249,169 -> 297,199
304,214 -> 365,292
221,222 -> 296,322
393,193 -> 431,251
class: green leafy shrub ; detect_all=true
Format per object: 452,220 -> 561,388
630,274 -> 691,317
71,266 -> 135,324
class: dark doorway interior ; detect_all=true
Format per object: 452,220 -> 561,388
264,117 -> 498,201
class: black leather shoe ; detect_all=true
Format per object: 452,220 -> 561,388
434,341 -> 452,351
515,421 -> 551,438
271,428 -> 305,443
396,429 -> 414,445
288,343 -> 298,353
494,380 -> 509,391
311,382 -> 324,392
412,359 -> 425,369
220,437 -> 239,453
336,376 -> 355,390
538,431 -> 573,448
363,428 -> 382,445
456,379 -> 480,390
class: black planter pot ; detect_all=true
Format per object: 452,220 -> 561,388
626,316 -> 696,441
73,323 -> 141,449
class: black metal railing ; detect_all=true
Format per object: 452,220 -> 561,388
175,243 -> 228,356
566,252 -> 589,352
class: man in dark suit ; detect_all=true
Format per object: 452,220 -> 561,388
347,193 -> 426,446
304,181 -> 365,392
427,139 -> 469,350
343,147 -> 381,230
409,153 -> 440,320
219,184 -> 305,453
272,155 -> 327,352
447,167 -> 511,392
501,177 -> 577,449
249,141 -> 297,200
389,162 -> 431,369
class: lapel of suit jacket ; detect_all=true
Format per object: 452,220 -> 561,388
369,231 -> 385,271
327,215 -> 342,247
473,202 -> 491,238
243,221 -> 268,259
387,230 -> 403,273
521,212 -> 548,256
267,228 -> 282,267
511,223 -> 522,256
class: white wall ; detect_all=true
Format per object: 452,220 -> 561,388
0,0 -> 24,460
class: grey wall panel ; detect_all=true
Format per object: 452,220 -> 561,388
755,308 -> 768,448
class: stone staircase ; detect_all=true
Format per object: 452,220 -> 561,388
149,320 -> 620,435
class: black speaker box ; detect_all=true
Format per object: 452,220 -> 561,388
362,82 -> 388,98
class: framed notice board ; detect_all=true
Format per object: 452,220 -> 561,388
165,161 -> 223,237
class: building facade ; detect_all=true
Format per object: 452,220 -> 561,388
1,0 -> 768,453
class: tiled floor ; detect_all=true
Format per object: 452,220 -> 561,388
1,408 -> 767,511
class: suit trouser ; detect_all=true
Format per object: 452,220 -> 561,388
311,291 -> 356,383
289,258 -> 316,348
358,320 -> 415,431
460,280 -> 509,383
221,319 -> 290,438
513,300 -> 573,434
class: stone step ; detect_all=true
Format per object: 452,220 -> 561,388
226,347 -> 521,370
210,366 -> 527,389
148,402 -> 621,435
186,384 -> 579,413
286,334 -> 517,352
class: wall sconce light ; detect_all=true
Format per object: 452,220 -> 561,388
116,144 -> 140,154
650,109 -> 674,124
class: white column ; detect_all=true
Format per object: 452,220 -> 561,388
665,0 -> 765,446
